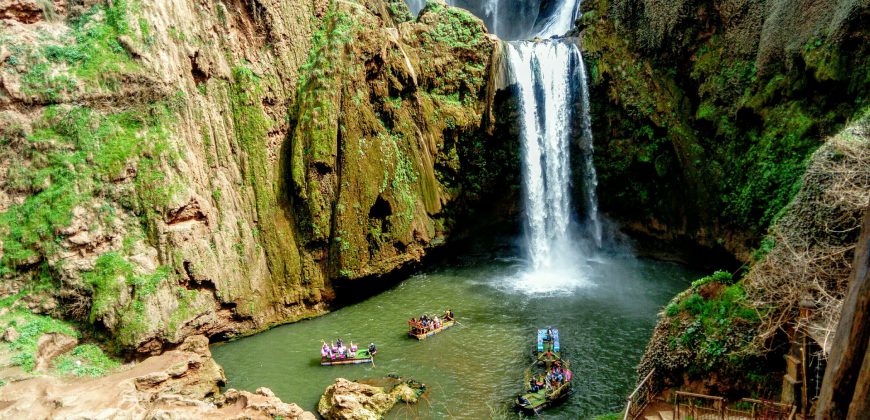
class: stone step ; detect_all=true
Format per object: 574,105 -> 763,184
658,410 -> 674,420
644,416 -> 661,420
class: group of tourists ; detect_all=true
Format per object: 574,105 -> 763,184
321,338 -> 376,360
527,363 -> 571,393
408,309 -> 454,334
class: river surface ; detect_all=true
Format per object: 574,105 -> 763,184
212,244 -> 702,419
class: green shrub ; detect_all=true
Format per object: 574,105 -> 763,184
691,270 -> 733,289
590,413 -> 623,420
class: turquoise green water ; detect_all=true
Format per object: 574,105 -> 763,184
211,248 -> 701,419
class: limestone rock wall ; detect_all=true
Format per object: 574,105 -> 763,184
0,0 -> 512,353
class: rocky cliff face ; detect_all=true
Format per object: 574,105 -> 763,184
579,0 -> 869,262
0,0 -> 514,353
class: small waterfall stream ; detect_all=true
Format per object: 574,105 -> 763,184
576,51 -> 603,248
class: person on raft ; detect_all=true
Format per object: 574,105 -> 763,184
444,309 -> 454,321
368,342 -> 377,354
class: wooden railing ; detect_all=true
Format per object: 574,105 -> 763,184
725,398 -> 797,420
675,391 -> 725,419
622,369 -> 656,420
622,374 -> 797,420
673,391 -> 797,420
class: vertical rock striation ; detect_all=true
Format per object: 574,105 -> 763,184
0,0 -> 515,352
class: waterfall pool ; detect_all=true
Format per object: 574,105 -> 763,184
211,247 -> 702,418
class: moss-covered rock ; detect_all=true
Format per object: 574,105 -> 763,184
581,0 -> 869,261
0,0 -> 517,353
289,1 -> 513,281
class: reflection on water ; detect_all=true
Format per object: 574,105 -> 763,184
212,246 -> 700,418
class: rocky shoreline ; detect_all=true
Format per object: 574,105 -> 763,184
0,335 -> 314,419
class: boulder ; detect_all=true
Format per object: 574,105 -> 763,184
2,327 -> 20,342
0,334 -> 315,419
318,378 -> 422,420
34,333 -> 78,372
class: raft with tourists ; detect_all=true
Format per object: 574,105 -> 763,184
515,327 -> 573,415
320,339 -> 377,366
407,309 -> 456,340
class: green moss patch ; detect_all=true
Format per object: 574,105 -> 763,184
53,344 -> 120,377
0,311 -> 79,372
664,271 -> 760,371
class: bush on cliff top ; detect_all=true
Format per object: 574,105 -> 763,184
660,271 -> 761,373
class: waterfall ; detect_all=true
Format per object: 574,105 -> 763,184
405,0 -> 603,290
532,0 -> 583,38
504,0 -> 603,288
507,41 -> 578,270
483,0 -> 499,40
406,0 -> 426,15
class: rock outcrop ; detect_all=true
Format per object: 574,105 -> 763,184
317,377 -> 421,420
0,335 -> 315,419
637,113 -> 870,396
33,332 -> 77,372
0,0 -> 514,352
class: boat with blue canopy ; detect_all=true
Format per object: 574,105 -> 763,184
516,327 -> 573,414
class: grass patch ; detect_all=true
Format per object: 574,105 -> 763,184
16,0 -> 144,100
667,272 -> 760,370
82,252 -> 171,327
590,413 -> 623,420
53,344 -> 119,377
1,311 -> 80,372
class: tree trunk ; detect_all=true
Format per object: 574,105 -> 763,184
816,205 -> 870,419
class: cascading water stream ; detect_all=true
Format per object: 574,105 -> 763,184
576,52 -> 603,248
405,0 -> 604,290
507,42 -> 578,270
505,1 -> 604,284
532,0 -> 583,38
